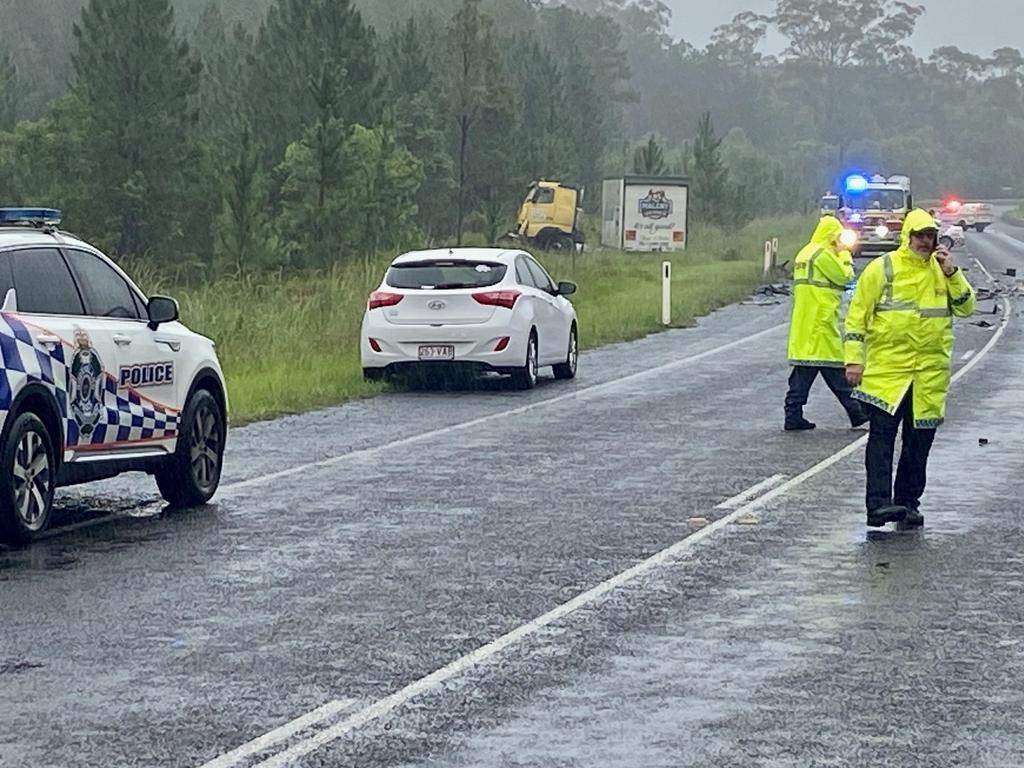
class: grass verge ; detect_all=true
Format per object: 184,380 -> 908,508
156,215 -> 810,424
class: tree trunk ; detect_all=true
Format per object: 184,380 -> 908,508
456,114 -> 470,246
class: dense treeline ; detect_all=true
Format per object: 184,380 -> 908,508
0,0 -> 1021,273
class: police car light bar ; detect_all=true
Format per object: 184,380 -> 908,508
0,208 -> 63,226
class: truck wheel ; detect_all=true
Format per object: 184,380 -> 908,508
976,224 -> 987,232
155,389 -> 225,508
550,234 -> 575,253
0,412 -> 56,544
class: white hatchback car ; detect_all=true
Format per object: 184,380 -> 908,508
361,248 -> 578,389
0,208 -> 228,543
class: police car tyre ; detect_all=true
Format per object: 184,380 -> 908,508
0,412 -> 56,544
553,324 -> 578,380
939,236 -> 954,249
512,331 -> 539,390
155,389 -> 224,508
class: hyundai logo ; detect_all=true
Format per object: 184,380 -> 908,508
427,300 -> 447,310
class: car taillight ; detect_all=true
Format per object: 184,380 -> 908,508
473,290 -> 521,310
494,336 -> 511,352
368,291 -> 403,310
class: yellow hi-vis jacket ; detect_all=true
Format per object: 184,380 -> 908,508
844,209 -> 976,428
787,216 -> 854,367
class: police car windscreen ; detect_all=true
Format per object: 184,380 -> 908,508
386,261 -> 507,290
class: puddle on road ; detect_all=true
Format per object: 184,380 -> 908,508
0,494 -> 222,573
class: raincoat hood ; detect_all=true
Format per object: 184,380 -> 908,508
900,208 -> 939,248
810,215 -> 844,246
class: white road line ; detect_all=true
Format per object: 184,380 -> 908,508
715,473 -> 787,509
238,294 -> 1013,768
974,257 -> 996,282
961,350 -> 976,361
198,699 -> 358,768
221,321 -> 788,494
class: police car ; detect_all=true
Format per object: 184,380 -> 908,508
0,208 -> 228,543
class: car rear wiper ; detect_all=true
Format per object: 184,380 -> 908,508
425,282 -> 473,289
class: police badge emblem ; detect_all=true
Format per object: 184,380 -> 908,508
69,327 -> 105,436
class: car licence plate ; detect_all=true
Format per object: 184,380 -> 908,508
418,345 -> 455,360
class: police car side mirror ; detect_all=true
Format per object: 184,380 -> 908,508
147,295 -> 179,330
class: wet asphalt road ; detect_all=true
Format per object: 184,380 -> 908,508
1,225 -> 1022,767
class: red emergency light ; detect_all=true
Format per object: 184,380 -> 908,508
945,198 -> 963,212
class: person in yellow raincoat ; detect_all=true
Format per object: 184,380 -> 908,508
844,209 -> 976,528
785,215 -> 868,431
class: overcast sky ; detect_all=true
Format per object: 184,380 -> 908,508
666,0 -> 1022,57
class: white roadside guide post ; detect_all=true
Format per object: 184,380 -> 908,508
763,240 -> 773,278
662,260 -> 672,326
772,237 -> 779,264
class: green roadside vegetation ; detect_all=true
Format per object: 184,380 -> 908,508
143,215 -> 810,424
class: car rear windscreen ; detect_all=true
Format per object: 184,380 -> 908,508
386,261 -> 507,289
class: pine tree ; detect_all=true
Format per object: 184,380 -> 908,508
71,0 -> 201,256
387,16 -> 456,240
250,0 -> 378,166
214,124 -> 277,277
0,51 -> 16,131
691,112 -> 729,223
633,135 -> 667,175
445,0 -> 508,245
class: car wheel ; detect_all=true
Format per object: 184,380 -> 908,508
511,331 -> 539,390
553,324 -> 578,380
939,236 -> 954,249
0,412 -> 56,544
156,389 -> 225,508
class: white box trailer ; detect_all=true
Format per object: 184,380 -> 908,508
601,176 -> 690,252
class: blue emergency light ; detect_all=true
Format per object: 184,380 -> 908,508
848,212 -> 863,223
0,207 -> 63,226
844,174 -> 869,193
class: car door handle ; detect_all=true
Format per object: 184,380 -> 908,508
112,334 -> 132,346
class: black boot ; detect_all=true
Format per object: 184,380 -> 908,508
867,504 -> 907,527
784,417 -> 816,431
900,503 -> 924,528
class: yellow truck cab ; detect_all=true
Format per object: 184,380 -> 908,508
515,181 -> 584,252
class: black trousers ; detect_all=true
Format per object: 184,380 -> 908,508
865,390 -> 936,513
785,365 -> 864,424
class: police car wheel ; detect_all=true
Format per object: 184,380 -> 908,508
0,412 -> 56,544
156,390 -> 224,508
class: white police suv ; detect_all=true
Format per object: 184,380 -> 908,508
0,209 -> 228,543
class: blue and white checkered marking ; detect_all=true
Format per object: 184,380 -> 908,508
0,313 -> 179,452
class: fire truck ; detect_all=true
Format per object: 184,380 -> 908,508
834,173 -> 913,258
